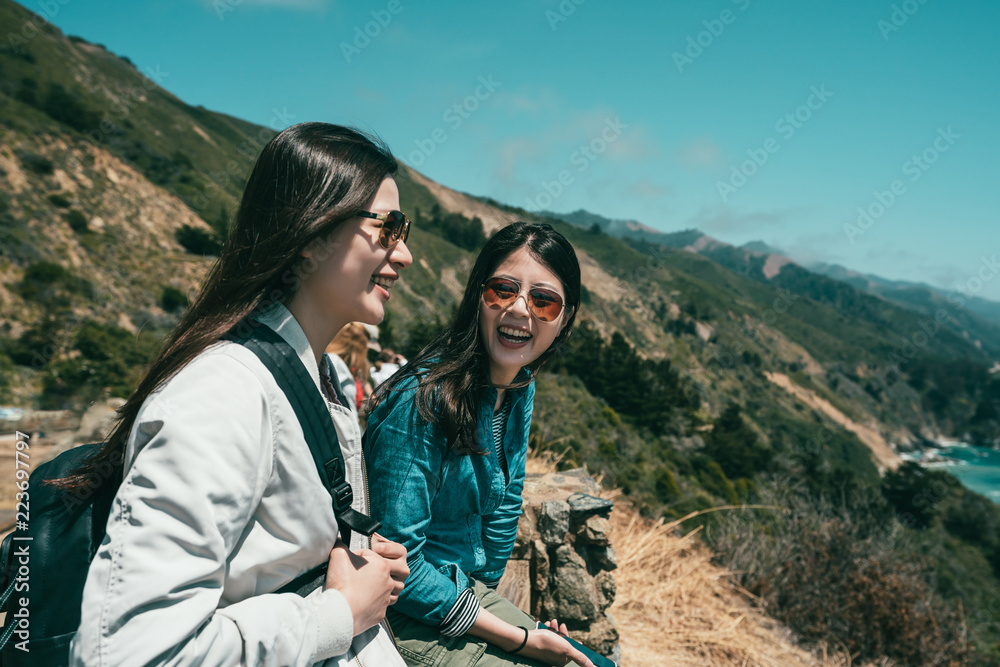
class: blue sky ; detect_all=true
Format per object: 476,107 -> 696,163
36,0 -> 1000,301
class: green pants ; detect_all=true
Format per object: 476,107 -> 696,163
387,580 -> 549,667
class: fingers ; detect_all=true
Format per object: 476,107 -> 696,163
371,534 -> 407,560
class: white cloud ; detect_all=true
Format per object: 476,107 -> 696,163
676,137 -> 723,169
690,206 -> 796,235
628,178 -> 671,199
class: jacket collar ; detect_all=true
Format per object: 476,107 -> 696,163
483,367 -> 533,407
252,302 -> 326,397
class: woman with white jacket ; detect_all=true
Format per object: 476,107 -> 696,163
65,123 -> 414,666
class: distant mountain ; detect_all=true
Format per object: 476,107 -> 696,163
809,261 -> 1000,330
543,210 -> 1000,356
741,240 -> 787,256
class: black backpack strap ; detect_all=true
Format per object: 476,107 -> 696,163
226,320 -> 380,547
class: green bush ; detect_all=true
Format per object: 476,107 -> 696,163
703,403 -> 773,480
42,320 -> 160,408
4,317 -> 64,369
707,480 -> 971,666
65,209 -> 88,233
42,83 -> 101,133
881,461 -> 956,529
17,261 -> 94,307
175,224 -> 222,255
160,286 -> 189,313
47,193 -> 71,208
17,150 -> 53,175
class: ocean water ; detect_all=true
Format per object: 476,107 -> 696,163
919,443 -> 1000,504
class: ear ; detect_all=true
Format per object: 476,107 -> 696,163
559,306 -> 575,334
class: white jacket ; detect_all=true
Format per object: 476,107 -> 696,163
70,304 -> 405,667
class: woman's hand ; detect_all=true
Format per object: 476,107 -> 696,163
371,533 -> 409,603
323,541 -> 394,635
518,623 -> 595,667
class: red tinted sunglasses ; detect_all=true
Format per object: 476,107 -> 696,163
482,277 -> 565,322
358,210 -> 411,248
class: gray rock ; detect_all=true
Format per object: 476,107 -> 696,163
538,500 -> 570,545
530,539 -> 550,592
576,515 -> 611,546
549,545 -> 597,622
567,492 -> 613,519
594,571 -> 616,612
571,615 -> 619,658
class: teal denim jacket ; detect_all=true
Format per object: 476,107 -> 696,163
364,371 -> 534,627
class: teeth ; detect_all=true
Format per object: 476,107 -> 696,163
372,276 -> 393,290
499,326 -> 531,339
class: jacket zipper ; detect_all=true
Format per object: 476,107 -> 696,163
348,645 -> 363,667
361,447 -> 372,550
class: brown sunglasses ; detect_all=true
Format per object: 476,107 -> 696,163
482,277 -> 565,322
358,210 -> 411,248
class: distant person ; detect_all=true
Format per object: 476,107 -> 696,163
66,123 -> 413,666
327,322 -> 376,415
370,347 -> 408,388
365,222 -> 595,667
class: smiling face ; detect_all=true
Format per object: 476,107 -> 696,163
290,175 -> 412,341
479,247 -> 571,386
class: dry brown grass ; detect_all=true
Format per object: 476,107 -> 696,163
527,450 -> 882,667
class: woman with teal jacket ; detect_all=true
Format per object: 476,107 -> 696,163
366,223 -> 594,667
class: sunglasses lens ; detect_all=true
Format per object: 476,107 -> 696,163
528,288 -> 563,322
483,278 -> 518,309
378,211 -> 409,248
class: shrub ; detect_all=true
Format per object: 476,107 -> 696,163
42,83 -> 101,133
707,479 -> 971,666
17,261 -> 94,307
160,286 -> 189,313
4,316 -> 64,368
175,224 -> 222,255
17,150 -> 53,175
65,209 -> 88,233
881,461 -> 956,529
42,320 -> 160,408
48,193 -> 71,208
703,403 -> 773,480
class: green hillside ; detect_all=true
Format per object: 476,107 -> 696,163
1,0 -> 999,662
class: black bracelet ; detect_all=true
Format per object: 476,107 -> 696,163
511,626 -> 529,653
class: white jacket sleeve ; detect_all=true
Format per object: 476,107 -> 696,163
70,353 -> 353,666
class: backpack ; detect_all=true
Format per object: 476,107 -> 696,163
0,320 -> 379,664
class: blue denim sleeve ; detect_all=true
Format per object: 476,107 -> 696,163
477,382 -> 534,583
365,383 -> 470,627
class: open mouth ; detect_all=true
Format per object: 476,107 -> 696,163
498,325 -> 532,343
371,275 -> 394,291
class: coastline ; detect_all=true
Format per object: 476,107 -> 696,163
904,440 -> 1000,504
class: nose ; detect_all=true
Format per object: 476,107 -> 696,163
390,238 -> 413,269
506,292 -> 531,318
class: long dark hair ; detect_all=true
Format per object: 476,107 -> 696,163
373,222 -> 581,456
56,122 -> 398,491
